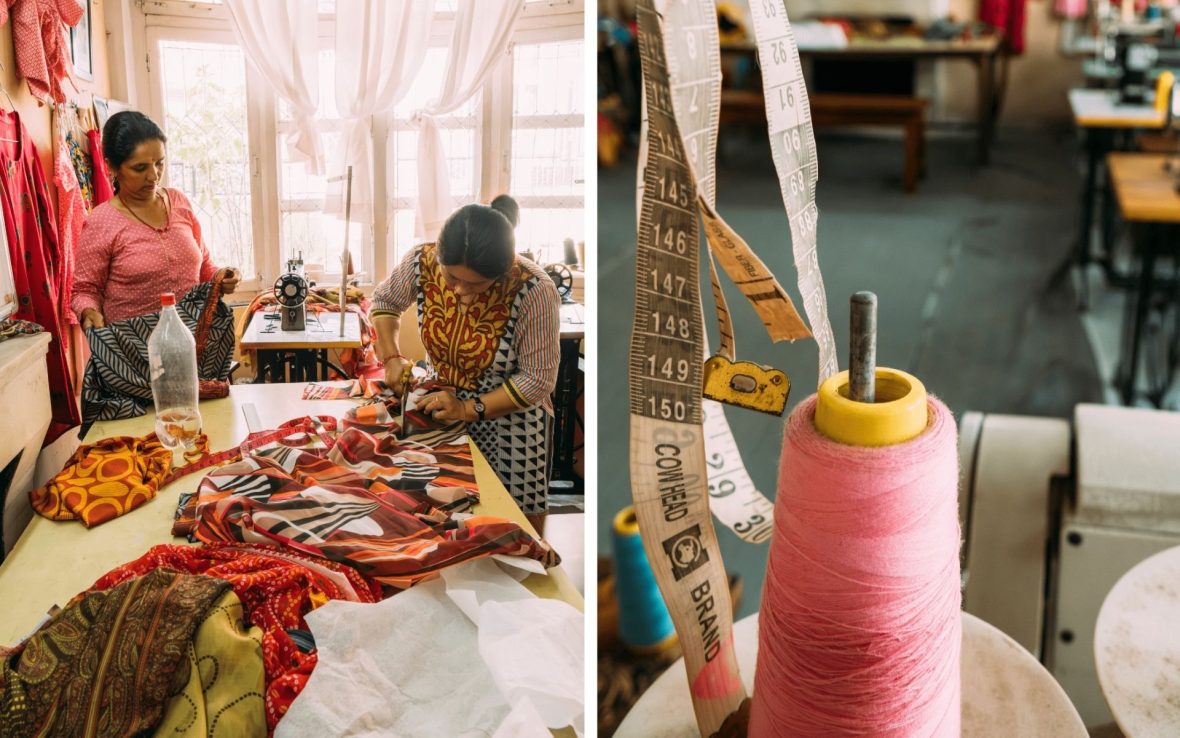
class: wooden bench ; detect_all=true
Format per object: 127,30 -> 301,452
720,90 -> 928,193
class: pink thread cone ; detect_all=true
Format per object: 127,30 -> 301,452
750,395 -> 961,736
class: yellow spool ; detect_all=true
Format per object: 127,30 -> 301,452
814,367 -> 928,447
614,506 -> 641,536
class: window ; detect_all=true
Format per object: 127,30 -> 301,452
387,47 -> 481,264
511,40 -> 584,265
276,49 -> 367,282
138,1 -> 583,290
154,37 -> 255,279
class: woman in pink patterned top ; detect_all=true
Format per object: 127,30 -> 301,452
72,111 -> 239,328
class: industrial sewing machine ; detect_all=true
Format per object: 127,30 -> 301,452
958,404 -> 1180,727
273,253 -> 311,331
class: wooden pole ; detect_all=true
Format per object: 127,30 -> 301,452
339,165 -> 352,337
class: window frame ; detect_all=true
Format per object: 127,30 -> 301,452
133,0 -> 584,291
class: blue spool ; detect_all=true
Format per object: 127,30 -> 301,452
612,506 -> 677,653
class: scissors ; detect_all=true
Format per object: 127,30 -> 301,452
397,364 -> 413,437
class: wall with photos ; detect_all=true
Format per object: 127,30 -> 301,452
0,0 -> 112,200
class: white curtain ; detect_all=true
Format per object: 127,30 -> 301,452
224,0 -> 323,175
413,0 -> 524,240
330,0 -> 433,221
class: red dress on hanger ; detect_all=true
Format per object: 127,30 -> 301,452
0,110 -> 82,441
87,129 -> 113,205
980,0 -> 1028,54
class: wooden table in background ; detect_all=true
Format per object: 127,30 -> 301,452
720,35 -> 1004,164
0,383 -> 582,646
1062,89 -> 1170,308
240,309 -> 363,382
1106,153 -> 1180,405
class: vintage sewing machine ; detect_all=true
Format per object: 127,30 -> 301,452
958,403 -> 1180,727
273,253 -> 311,331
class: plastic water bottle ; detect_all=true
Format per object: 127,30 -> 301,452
148,293 -> 202,451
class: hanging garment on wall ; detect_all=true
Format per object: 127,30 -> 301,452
87,128 -> 114,206
0,569 -> 256,737
980,0 -> 1029,54
81,278 -> 234,422
7,0 -> 85,103
91,543 -> 382,733
173,424 -> 560,589
0,109 -> 82,442
65,130 -> 95,209
53,129 -> 85,341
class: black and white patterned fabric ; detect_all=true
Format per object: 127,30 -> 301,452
413,262 -> 551,515
81,281 -> 234,422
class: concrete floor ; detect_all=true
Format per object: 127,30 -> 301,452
597,126 -> 1105,618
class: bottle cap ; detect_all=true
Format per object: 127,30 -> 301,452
160,293 -> 176,307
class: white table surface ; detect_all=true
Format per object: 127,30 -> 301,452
1095,545 -> 1180,737
615,612 -> 1087,737
240,309 -> 363,349
1069,88 -> 1167,128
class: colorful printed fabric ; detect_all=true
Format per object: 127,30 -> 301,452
65,129 -> 94,209
173,425 -> 560,589
422,242 -> 529,392
0,317 -> 43,341
154,587 -> 268,738
91,543 -> 383,733
29,432 -> 210,527
81,278 -> 234,422
301,377 -> 392,401
0,569 -> 233,737
339,381 -> 452,436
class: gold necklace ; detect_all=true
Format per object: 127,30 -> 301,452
118,190 -> 169,231
119,190 -> 173,273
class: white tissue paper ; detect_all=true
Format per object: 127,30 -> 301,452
274,558 -> 583,737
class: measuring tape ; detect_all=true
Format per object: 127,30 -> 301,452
630,1 -> 747,733
653,0 -> 812,546
747,0 -> 839,383
630,0 -> 840,733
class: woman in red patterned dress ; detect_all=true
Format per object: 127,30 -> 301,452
372,197 -> 560,531
72,111 -> 240,329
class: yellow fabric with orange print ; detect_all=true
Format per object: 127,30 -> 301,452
30,433 -> 209,528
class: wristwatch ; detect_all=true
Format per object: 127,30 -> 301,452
473,399 -> 486,422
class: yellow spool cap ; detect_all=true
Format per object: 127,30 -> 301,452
614,506 -> 641,536
814,367 -> 928,447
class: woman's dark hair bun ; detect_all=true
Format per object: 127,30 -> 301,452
437,204 -> 515,279
489,194 -> 520,228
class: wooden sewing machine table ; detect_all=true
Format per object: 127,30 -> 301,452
240,309 -> 364,383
